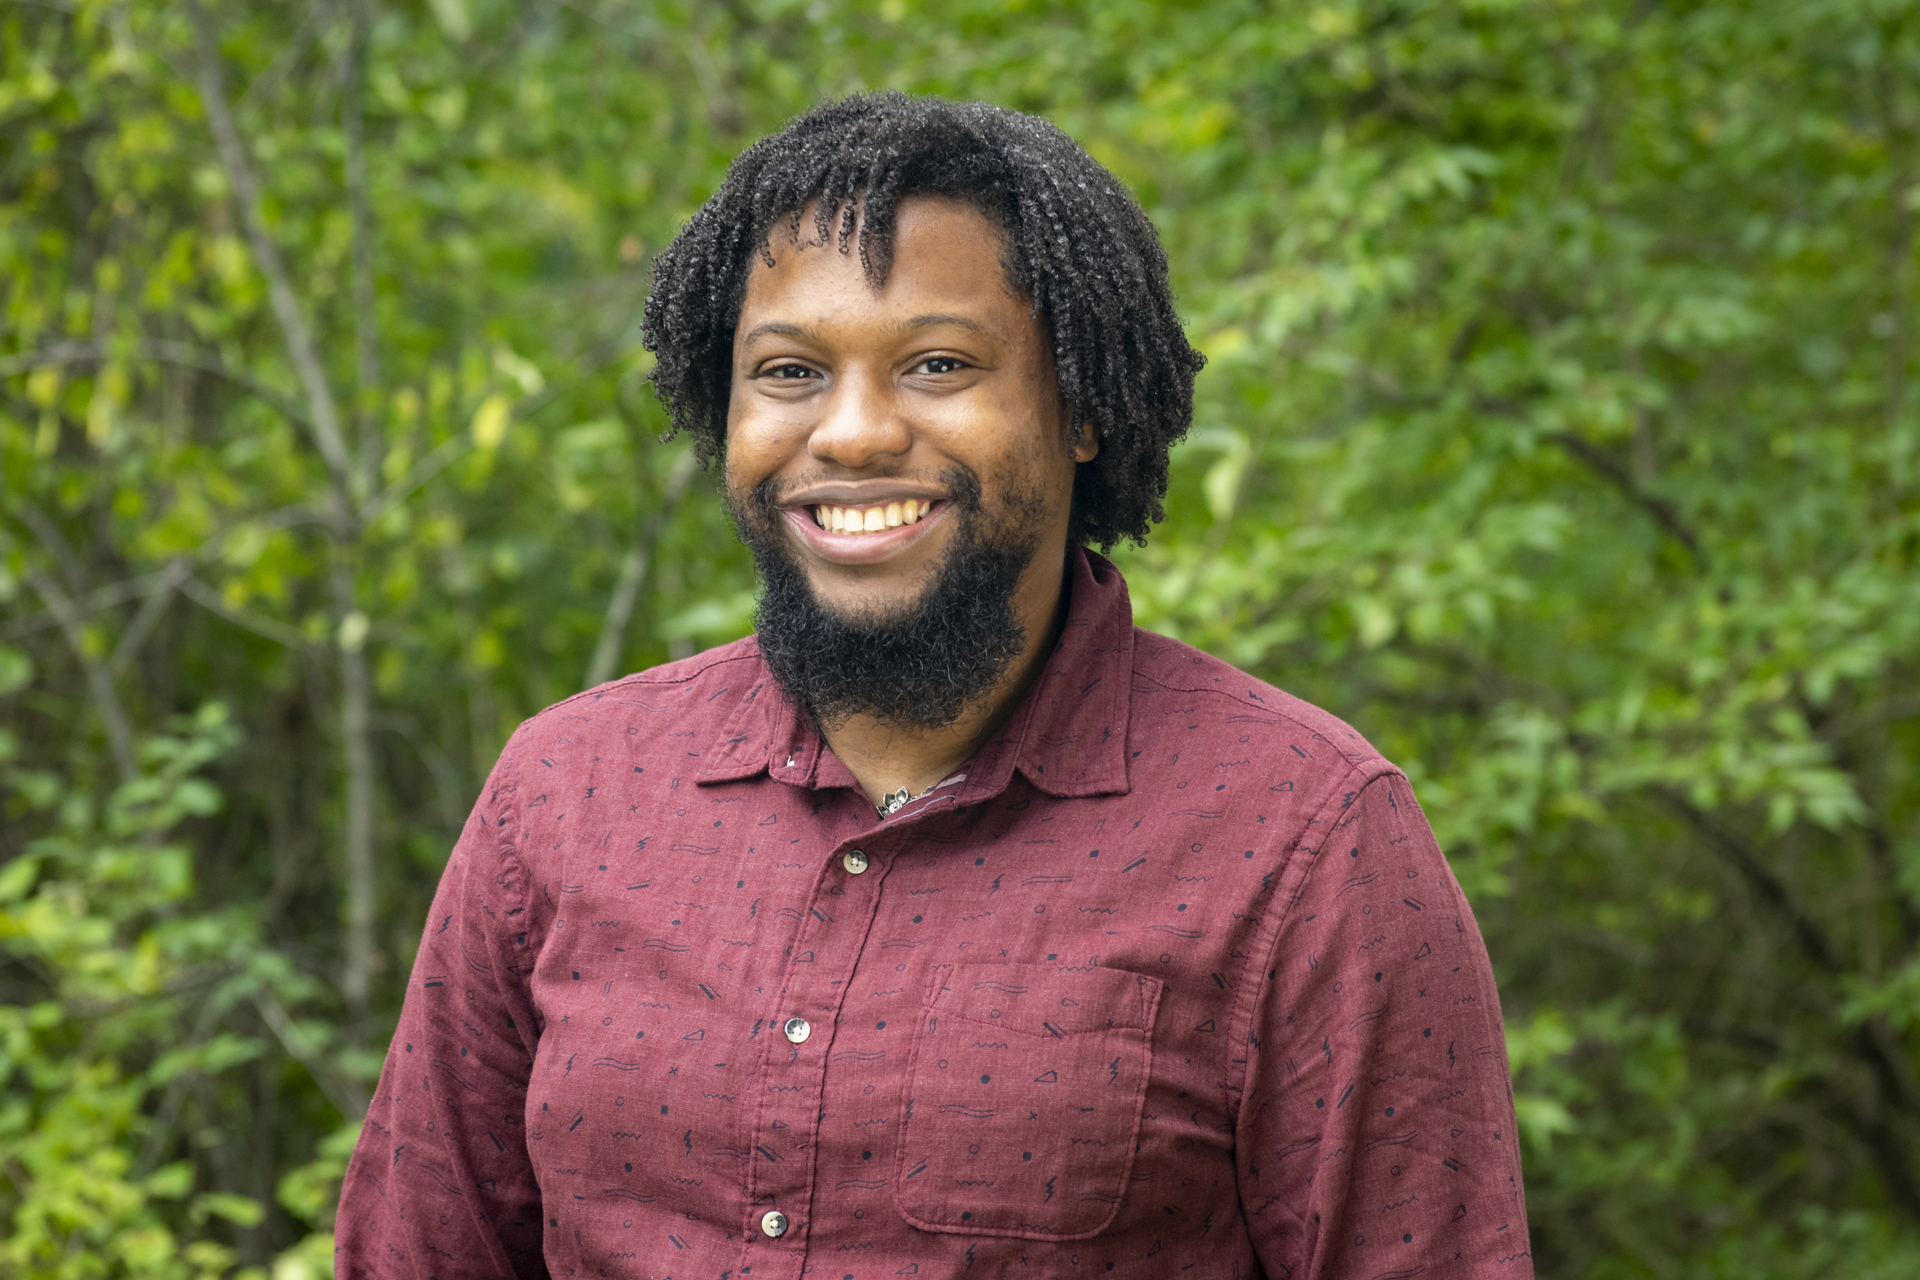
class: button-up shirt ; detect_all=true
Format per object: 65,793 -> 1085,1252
338,549 -> 1533,1279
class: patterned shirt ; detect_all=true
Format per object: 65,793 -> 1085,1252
337,548 -> 1533,1279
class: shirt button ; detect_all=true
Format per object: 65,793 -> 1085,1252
760,1209 -> 788,1238
783,1017 -> 811,1044
842,849 -> 869,875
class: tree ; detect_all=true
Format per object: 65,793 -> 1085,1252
2,0 -> 1915,1274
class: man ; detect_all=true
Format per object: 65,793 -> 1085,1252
338,93 -> 1532,1279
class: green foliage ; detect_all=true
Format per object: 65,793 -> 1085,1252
0,704 -> 307,1276
2,0 -> 1916,1273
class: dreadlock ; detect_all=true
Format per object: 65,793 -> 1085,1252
641,91 -> 1205,550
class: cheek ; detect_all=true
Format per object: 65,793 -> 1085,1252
726,384 -> 816,464
995,398 -> 1076,493
719,453 -> 749,505
723,401 -> 779,485
721,437 -> 780,513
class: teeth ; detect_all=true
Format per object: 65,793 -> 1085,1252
812,500 -> 935,535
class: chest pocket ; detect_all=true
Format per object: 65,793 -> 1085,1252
892,963 -> 1163,1241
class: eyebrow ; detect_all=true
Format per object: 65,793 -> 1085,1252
737,313 -> 991,347
889,312 -> 990,337
738,321 -> 819,345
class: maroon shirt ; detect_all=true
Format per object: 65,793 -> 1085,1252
337,549 -> 1532,1279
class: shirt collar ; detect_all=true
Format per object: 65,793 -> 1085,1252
696,545 -> 1135,801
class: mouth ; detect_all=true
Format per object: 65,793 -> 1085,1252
774,493 -> 952,567
807,499 -> 936,534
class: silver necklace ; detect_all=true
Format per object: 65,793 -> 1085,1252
876,786 -> 920,818
875,772 -> 964,819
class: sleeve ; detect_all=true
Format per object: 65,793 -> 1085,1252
335,749 -> 550,1280
1234,769 -> 1533,1278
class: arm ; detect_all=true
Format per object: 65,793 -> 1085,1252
1235,769 -> 1533,1278
336,755 -> 549,1279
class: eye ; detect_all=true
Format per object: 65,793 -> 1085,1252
761,362 -> 817,380
912,356 -> 966,375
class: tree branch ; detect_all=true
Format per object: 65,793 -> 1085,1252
372,711 -> 465,835
1876,61 -> 1915,491
131,995 -> 227,1180
10,492 -> 87,591
0,505 -> 323,642
1833,1084 -> 1920,1219
13,503 -> 136,784
108,556 -> 191,676
187,0 -> 354,519
333,555 -> 377,1030
0,337 -> 315,432
1663,792 -> 1920,1191
360,328 -> 640,527
585,447 -> 697,687
0,567 -> 174,641
22,564 -> 137,785
235,0 -> 337,113
1549,430 -> 1706,568
1662,794 -> 1841,974
342,0 -> 380,497
253,991 -> 367,1119
190,0 -> 381,1037
178,575 -> 313,650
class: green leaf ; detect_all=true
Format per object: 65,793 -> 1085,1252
194,1191 -> 266,1227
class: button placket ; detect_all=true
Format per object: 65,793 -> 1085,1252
741,836 -> 895,1273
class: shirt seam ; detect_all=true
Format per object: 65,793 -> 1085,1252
1393,783 -> 1534,1233
520,647 -> 773,786
1222,759 -> 1401,1123
528,645 -> 766,723
488,747 -> 543,1043
1128,664 -> 1367,753
1220,762 -> 1401,1269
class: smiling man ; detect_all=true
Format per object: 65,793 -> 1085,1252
338,94 -> 1533,1280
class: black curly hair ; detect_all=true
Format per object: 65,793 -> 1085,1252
640,91 -> 1204,550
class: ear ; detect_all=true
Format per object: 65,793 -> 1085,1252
1071,420 -> 1101,464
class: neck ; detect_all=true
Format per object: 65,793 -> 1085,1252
821,550 -> 1073,810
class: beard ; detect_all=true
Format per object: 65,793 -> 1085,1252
729,466 -> 1044,732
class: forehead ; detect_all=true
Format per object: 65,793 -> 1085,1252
734,196 -> 1026,339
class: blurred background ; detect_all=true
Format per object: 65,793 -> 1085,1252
3,0 -> 1918,1275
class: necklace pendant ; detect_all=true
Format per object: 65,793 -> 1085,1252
877,787 -> 911,818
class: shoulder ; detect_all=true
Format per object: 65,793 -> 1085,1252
491,636 -> 767,784
1127,626 -> 1391,796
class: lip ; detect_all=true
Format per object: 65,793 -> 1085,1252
782,499 -> 951,565
779,481 -> 948,507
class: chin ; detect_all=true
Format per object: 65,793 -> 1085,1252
802,577 -> 938,634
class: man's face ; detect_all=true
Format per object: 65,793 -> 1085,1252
725,196 -> 1091,630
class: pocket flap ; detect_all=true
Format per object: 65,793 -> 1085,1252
924,964 -> 1161,1038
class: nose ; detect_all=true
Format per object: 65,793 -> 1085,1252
807,366 -> 911,468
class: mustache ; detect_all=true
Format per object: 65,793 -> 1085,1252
740,467 -> 964,517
